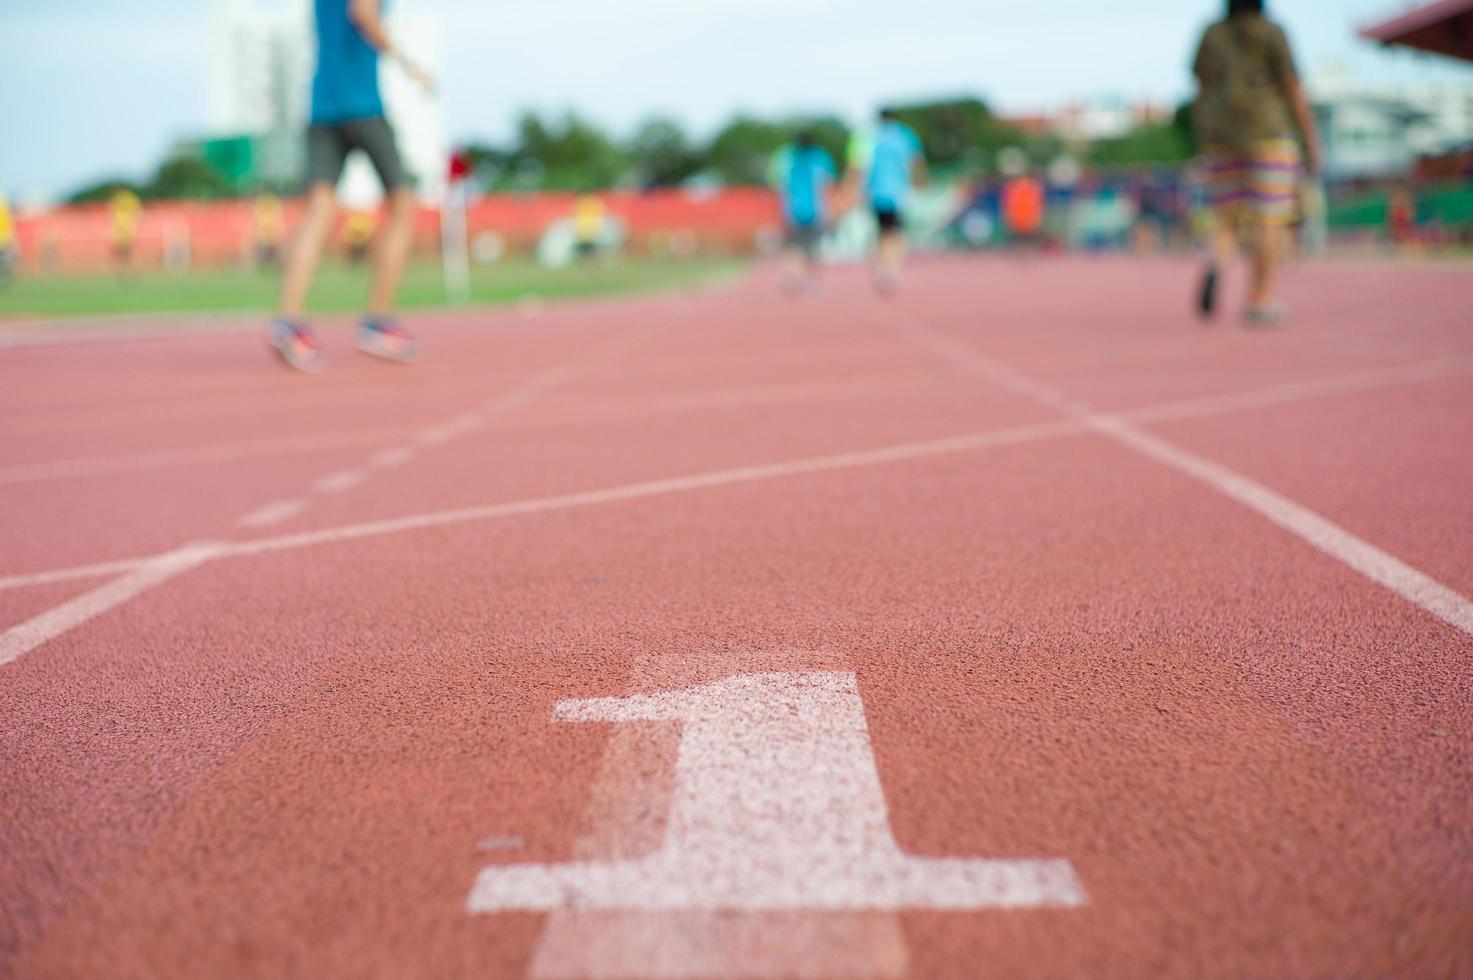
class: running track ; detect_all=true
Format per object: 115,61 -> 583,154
2,257 -> 1470,979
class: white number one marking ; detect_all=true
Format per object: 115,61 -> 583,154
467,671 -> 1086,913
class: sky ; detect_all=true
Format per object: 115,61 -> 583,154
1,0 -> 1467,202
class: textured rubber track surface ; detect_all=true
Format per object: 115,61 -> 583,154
2,258 -> 1470,979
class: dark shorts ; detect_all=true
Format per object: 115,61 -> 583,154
786,222 -> 824,257
873,206 -> 903,234
307,117 -> 409,191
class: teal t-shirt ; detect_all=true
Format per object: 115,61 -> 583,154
312,0 -> 385,125
770,144 -> 837,227
850,122 -> 923,210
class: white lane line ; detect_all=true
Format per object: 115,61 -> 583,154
0,542 -> 226,667
236,499 -> 308,529
225,418 -> 1091,561
0,558 -> 151,591
311,471 -> 367,495
417,413 -> 485,447
1122,356 -> 1473,426
6,357 -> 1471,598
889,313 -> 1473,638
0,429 -> 404,487
370,447 -> 417,469
1096,416 -> 1473,635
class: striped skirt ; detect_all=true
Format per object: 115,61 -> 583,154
1201,138 -> 1303,226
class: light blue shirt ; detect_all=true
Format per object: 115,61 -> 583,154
312,0 -> 385,125
853,122 -> 923,210
771,144 -> 837,228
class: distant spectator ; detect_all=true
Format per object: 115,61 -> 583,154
1002,172 -> 1046,250
0,191 -> 15,288
254,194 -> 286,270
573,194 -> 608,260
1191,0 -> 1322,328
1387,187 -> 1418,248
110,188 -> 141,281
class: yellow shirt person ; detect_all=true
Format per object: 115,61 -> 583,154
0,192 -> 15,250
574,195 -> 607,257
110,189 -> 142,246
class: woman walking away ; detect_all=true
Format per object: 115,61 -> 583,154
1191,0 -> 1322,327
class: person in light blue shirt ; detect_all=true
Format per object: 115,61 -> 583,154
769,130 -> 837,294
270,0 -> 434,372
846,109 -> 928,293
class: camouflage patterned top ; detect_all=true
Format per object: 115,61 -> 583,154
1191,15 -> 1300,149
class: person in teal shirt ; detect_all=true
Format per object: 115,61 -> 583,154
270,0 -> 434,372
769,130 -> 837,295
847,109 -> 928,293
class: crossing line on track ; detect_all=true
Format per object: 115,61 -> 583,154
884,311 -> 1473,639
4,351 -> 1472,666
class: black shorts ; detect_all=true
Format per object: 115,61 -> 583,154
873,207 -> 903,234
307,117 -> 409,191
786,222 -> 823,257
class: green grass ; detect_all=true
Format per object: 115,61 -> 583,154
0,257 -> 745,320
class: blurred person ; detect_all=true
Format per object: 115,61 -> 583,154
1002,171 -> 1046,251
769,129 -> 837,295
847,108 -> 927,294
270,0 -> 435,373
1387,186 -> 1418,249
110,188 -> 142,281
573,194 -> 607,260
344,208 -> 376,266
0,191 -> 16,289
1192,0 -> 1322,328
253,193 -> 286,270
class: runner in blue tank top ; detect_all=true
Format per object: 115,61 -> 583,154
846,108 -> 928,294
270,0 -> 435,372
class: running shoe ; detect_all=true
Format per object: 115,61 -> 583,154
357,317 -> 421,364
268,318 -> 324,373
1197,264 -> 1218,320
1243,304 -> 1286,328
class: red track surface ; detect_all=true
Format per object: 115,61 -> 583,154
2,256 -> 1471,979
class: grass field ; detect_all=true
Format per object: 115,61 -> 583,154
0,257 -> 745,320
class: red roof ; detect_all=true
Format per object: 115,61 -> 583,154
1359,0 -> 1473,62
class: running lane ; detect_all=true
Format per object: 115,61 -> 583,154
2,258 -> 1470,979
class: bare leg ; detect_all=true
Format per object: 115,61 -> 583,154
780,248 -> 805,293
1209,218 -> 1237,271
278,185 -> 338,319
1248,220 -> 1284,307
367,188 -> 417,318
876,231 -> 905,289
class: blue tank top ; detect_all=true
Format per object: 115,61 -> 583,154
311,0 -> 385,125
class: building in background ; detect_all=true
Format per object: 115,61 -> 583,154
1310,66 -> 1473,179
204,0 -> 445,202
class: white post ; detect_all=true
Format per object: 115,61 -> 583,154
442,175 -> 470,303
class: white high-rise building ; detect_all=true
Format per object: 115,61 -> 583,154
207,0 -> 446,202
208,1 -> 313,135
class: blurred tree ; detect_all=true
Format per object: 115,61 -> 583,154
510,111 -> 628,191
67,179 -> 146,206
628,117 -> 702,188
144,154 -> 235,201
885,97 -> 1030,172
706,116 -> 792,186
1087,102 -> 1195,167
